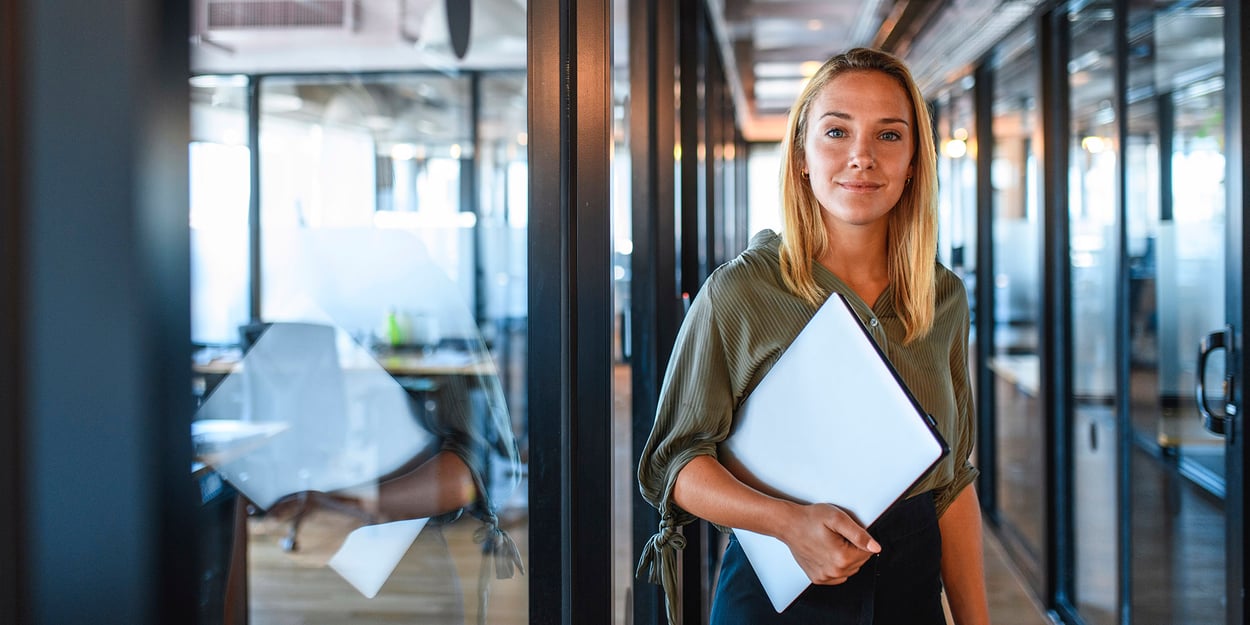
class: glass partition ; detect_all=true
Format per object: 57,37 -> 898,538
989,25 -> 1046,591
190,70 -> 531,624
936,83 -> 977,281
1126,2 -> 1226,623
190,75 -> 251,349
1067,4 -> 1119,622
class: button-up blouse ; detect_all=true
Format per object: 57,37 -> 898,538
636,230 -> 978,621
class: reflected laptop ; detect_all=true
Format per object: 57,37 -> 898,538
718,292 -> 949,613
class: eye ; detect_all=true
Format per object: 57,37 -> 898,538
825,127 -> 846,138
880,130 -> 903,141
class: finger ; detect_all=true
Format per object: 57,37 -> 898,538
828,516 -> 881,554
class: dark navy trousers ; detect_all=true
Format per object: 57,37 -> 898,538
709,492 -> 945,625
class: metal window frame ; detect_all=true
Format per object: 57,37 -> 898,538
628,0 -> 680,622
527,0 -> 615,622
973,60 -> 998,521
1038,4 -> 1074,617
1223,2 -> 1248,622
0,0 -> 22,619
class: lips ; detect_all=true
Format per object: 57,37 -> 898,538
837,181 -> 884,192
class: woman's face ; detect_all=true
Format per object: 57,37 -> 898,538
801,70 -> 915,232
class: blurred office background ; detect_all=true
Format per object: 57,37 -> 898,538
3,1 -> 1248,624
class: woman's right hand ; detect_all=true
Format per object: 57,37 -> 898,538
778,502 -> 881,585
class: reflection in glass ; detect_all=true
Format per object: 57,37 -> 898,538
1067,5 -> 1119,622
190,71 -> 531,624
1126,2 -> 1226,623
989,26 -> 1046,592
194,229 -> 524,620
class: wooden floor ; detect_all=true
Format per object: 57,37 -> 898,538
243,363 -> 1051,624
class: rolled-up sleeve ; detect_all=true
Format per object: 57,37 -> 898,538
933,293 -> 979,517
635,281 -> 737,620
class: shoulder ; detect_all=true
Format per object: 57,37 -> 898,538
934,263 -> 968,302
702,230 -> 787,302
933,263 -> 970,328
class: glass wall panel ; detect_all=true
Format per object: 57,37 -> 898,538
1125,1 -> 1226,623
747,142 -> 783,236
989,25 -> 1046,591
191,66 -> 530,624
937,83 -> 977,281
611,2 -> 632,618
190,75 -> 251,350
1067,5 -> 1119,622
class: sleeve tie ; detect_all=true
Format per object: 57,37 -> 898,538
635,515 -> 687,624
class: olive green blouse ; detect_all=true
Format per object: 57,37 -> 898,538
635,230 -> 978,621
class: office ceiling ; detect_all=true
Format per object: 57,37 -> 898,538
717,0 -> 1045,140
190,0 -> 1042,142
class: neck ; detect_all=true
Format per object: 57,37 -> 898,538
817,222 -> 890,305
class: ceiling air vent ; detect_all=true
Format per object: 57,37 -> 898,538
204,0 -> 356,32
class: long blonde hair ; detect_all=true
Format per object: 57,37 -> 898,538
778,47 -> 938,344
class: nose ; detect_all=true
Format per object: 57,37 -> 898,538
848,136 -> 876,169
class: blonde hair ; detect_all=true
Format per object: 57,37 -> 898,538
778,47 -> 938,343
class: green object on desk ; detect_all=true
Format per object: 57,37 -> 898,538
385,310 -> 403,346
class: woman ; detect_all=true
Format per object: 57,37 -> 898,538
637,48 -> 989,624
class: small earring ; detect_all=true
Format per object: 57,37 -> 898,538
906,177 -> 912,184
801,170 -> 810,179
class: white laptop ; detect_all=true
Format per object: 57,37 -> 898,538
718,292 -> 948,612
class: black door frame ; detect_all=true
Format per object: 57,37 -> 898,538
527,0 -> 616,623
1222,1 -> 1247,622
0,0 -> 197,622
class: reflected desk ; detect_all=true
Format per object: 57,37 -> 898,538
193,347 -> 496,379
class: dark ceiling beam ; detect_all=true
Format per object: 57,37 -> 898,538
734,38 -> 758,118
875,0 -> 947,53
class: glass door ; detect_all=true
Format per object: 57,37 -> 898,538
1124,1 -> 1234,623
1067,4 -> 1119,623
188,6 -> 533,622
989,25 -> 1047,595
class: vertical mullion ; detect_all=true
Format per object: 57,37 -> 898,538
248,76 -> 262,322
1035,4 -> 1075,612
677,1 -> 710,621
1223,2 -> 1248,623
571,0 -> 614,621
468,72 -> 484,325
629,0 -> 679,620
678,0 -> 701,298
973,59 -> 998,521
1112,1 -> 1133,623
528,0 -> 614,622
0,0 -> 23,618
527,0 -> 568,619
1039,6 -> 1073,613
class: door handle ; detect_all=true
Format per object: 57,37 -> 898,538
1196,325 -> 1235,437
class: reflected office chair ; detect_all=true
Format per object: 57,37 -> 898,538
238,321 -> 372,551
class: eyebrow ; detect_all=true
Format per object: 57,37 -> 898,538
820,111 -> 910,126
